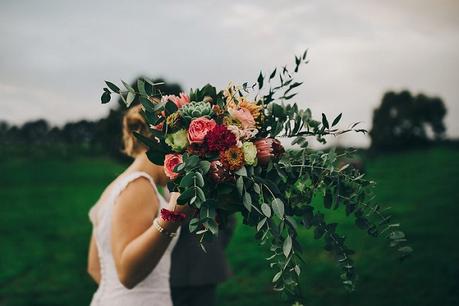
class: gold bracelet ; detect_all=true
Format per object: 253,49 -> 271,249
153,218 -> 177,238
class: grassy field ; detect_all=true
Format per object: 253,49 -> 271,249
1,147 -> 458,306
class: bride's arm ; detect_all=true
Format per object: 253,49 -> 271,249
87,234 -> 101,284
111,178 -> 182,289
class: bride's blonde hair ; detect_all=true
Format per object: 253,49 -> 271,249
122,104 -> 151,158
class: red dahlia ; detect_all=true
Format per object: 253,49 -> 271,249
204,124 -> 237,152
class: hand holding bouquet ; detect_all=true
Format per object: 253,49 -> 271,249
101,51 -> 412,298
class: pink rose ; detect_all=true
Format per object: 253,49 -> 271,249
228,107 -> 256,129
162,92 -> 190,109
187,117 -> 217,144
164,153 -> 183,180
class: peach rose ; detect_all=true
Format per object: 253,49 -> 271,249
187,117 -> 217,144
228,107 -> 256,129
164,153 -> 183,180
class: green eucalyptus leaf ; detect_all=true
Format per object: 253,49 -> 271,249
200,206 -> 216,220
284,82 -> 303,95
332,113 -> 342,127
257,217 -> 267,231
101,91 -> 111,104
180,173 -> 195,188
283,235 -> 292,257
235,166 -> 247,176
390,231 -> 406,240
257,71 -> 264,89
398,246 -> 413,253
165,100 -> 178,115
121,80 -> 135,93
177,188 -> 195,204
139,97 -> 156,113
236,176 -> 244,195
261,203 -> 271,217
137,79 -> 146,96
195,172 -> 205,187
253,183 -> 261,194
269,68 -> 277,80
272,103 -> 284,117
199,161 -> 211,174
205,219 -> 219,235
272,198 -> 285,219
243,192 -> 252,211
272,271 -> 282,283
175,163 -> 186,172
105,81 -> 120,93
146,149 -> 165,165
322,113 -> 329,129
195,186 -> 206,202
283,93 -> 297,100
126,92 -> 136,107
294,265 -> 301,276
133,131 -> 157,149
143,80 -> 153,95
188,217 -> 200,233
187,155 -> 200,168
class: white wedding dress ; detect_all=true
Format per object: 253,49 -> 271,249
88,171 -> 179,306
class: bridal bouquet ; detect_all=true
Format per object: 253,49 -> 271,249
101,51 -> 412,298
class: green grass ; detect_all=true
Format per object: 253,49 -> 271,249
1,147 -> 458,306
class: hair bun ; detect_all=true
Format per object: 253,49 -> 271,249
122,104 -> 150,158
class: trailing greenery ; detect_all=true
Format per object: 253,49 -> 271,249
101,51 -> 412,301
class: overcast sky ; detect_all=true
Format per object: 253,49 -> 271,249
1,0 -> 458,147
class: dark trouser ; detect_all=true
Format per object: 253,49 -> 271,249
171,284 -> 217,306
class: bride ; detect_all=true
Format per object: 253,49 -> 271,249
87,104 -> 193,306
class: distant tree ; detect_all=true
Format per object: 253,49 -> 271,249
19,119 -> 50,144
47,126 -> 62,143
0,77 -> 183,159
370,90 -> 447,150
0,121 -> 9,138
61,120 -> 97,146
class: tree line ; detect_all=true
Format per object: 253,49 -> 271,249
0,79 -> 450,160
0,78 -> 182,160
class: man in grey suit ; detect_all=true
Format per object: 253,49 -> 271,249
170,217 -> 235,306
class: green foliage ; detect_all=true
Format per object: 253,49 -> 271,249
101,52 -> 412,298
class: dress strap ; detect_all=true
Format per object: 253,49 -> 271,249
115,171 -> 158,197
98,171 -> 160,223
96,171 -> 161,233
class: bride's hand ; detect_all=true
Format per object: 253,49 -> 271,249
167,192 -> 196,220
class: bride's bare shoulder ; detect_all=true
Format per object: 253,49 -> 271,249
113,175 -> 159,221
